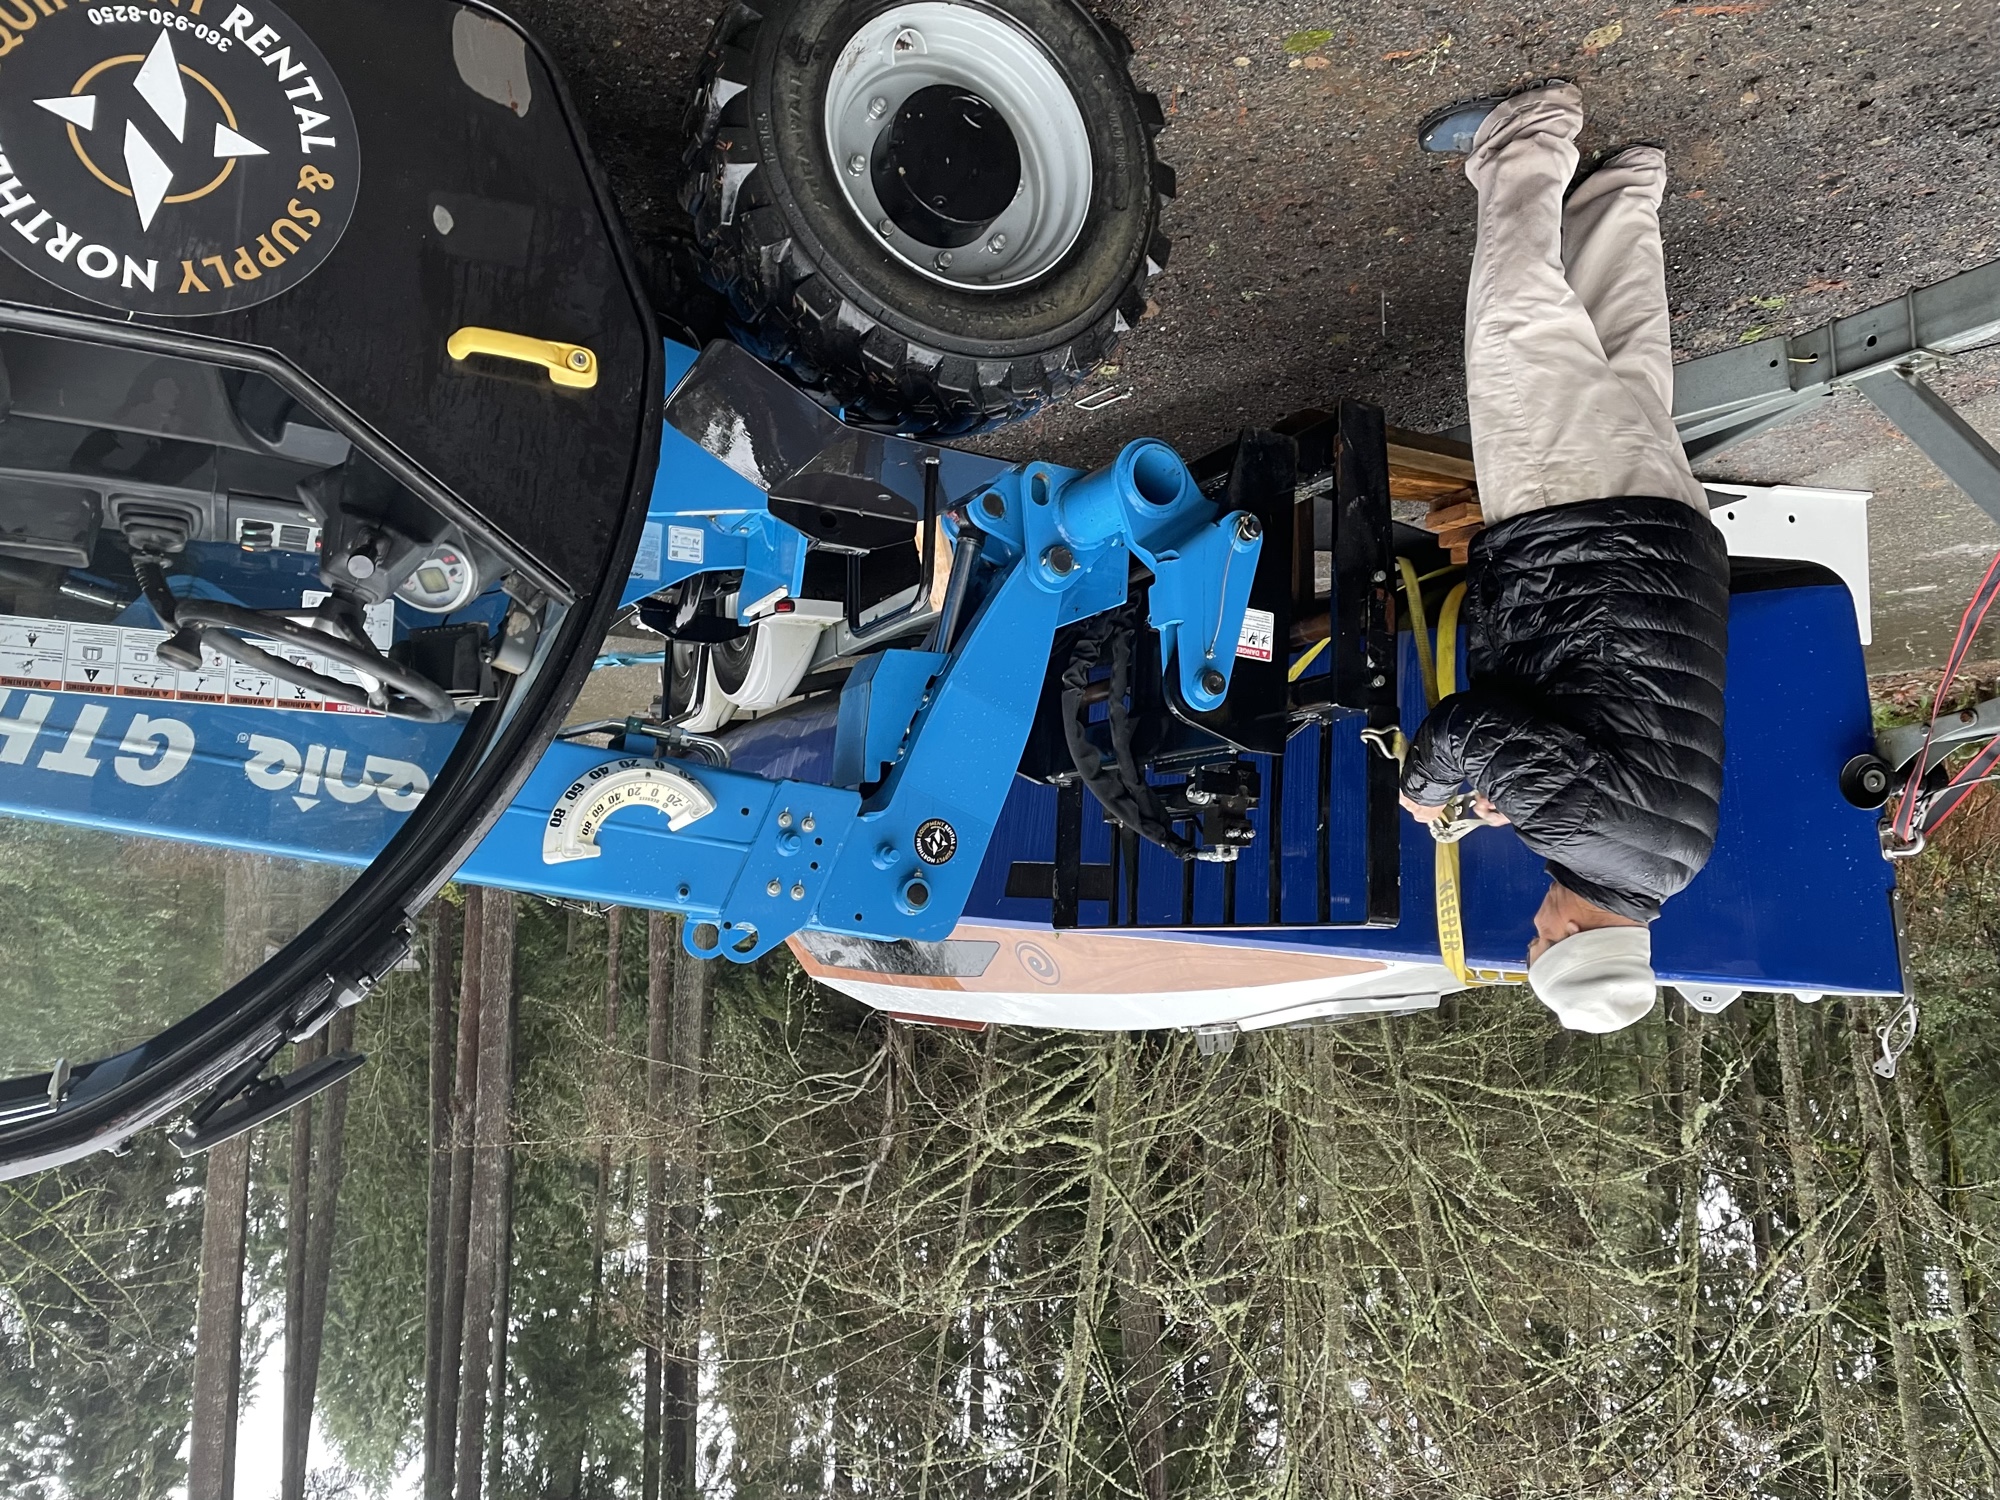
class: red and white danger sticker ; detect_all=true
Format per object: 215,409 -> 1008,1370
1236,608 -> 1275,663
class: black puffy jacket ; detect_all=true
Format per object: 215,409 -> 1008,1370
1400,496 -> 1731,922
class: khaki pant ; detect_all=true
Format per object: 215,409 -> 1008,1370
1464,84 -> 1709,522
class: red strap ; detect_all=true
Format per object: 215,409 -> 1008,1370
1922,735 -> 2000,835
1893,547 -> 2000,842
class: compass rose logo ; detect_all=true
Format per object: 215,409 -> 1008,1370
0,3 -> 359,317
35,31 -> 268,233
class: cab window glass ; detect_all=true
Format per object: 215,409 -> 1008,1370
0,331 -> 517,1079
0,826 -> 351,1079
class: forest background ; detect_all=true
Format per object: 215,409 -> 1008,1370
3,774 -> 1998,1500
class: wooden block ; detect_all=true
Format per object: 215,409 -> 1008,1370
1385,426 -> 1478,484
1421,500 -> 1481,532
1388,470 -> 1473,504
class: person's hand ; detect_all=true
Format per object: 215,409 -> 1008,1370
1473,793 -> 1510,827
1400,793 -> 1449,824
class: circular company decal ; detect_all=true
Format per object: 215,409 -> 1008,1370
914,817 -> 958,866
1013,941 -> 1060,987
0,3 -> 359,315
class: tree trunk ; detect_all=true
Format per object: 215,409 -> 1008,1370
1114,1037 -> 1168,1500
1892,1047 -> 1999,1482
432,891 -> 485,1500
422,901 -> 458,1500
1734,1010 -> 1774,1276
1774,995 -> 1846,1496
918,1027 -> 996,1500
279,1005 -> 356,1500
1309,1031 -> 1357,1500
455,889 -> 518,1500
1118,1227 -> 1168,1500
486,1130 -> 517,1500
1053,1035 -> 1120,1500
1846,998 -> 1932,1500
1191,1065 -> 1245,1491
187,1135 -> 252,1500
189,853 -> 284,1500
663,933 -> 712,1500
968,1257 -> 990,1500
643,912 -> 673,1500
1381,1018 -> 1461,1415
1672,1002 -> 1706,1495
281,1030 -> 325,1500
568,905 -> 624,1500
592,907 -> 625,1297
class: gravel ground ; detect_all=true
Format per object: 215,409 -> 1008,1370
1709,347 -> 2000,670
507,0 -> 2000,664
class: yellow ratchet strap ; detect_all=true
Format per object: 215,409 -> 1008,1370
1420,573 -> 1529,988
1432,582 -> 1473,986
1288,636 -> 1329,683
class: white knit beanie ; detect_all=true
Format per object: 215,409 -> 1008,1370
1528,927 -> 1658,1033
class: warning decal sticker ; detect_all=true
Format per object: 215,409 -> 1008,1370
1235,607 -> 1275,664
0,610 -> 390,715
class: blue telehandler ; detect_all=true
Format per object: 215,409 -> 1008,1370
0,0 -> 1980,1176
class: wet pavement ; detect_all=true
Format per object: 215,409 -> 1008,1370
507,0 -> 2000,668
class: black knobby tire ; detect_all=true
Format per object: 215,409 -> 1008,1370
678,0 -> 1174,435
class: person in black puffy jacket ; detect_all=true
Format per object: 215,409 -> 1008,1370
1407,81 -> 1732,1032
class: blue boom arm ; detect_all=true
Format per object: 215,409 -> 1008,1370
0,342 -> 1262,964
472,432 -> 1263,962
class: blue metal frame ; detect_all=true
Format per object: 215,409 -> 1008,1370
476,425 -> 1264,961
0,335 -> 1904,994
963,581 -> 1904,996
0,341 -> 1264,965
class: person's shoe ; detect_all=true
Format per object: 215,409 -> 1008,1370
1417,78 -> 1572,154
1566,140 -> 1668,196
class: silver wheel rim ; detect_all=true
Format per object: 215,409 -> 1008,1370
822,2 -> 1094,292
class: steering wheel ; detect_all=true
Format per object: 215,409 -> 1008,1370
174,600 -> 457,723
133,559 -> 457,723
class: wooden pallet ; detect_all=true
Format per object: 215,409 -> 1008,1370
1386,427 -> 1482,565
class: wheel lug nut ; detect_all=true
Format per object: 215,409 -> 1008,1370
867,96 -> 889,120
934,251 -> 954,272
877,218 -> 895,238
848,153 -> 867,175
986,233 -> 1007,254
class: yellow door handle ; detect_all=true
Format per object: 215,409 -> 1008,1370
447,327 -> 599,389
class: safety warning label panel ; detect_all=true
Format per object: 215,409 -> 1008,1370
1235,608 -> 1275,663
0,614 -> 383,715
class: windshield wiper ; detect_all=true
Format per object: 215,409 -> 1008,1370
172,1050 -> 367,1157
